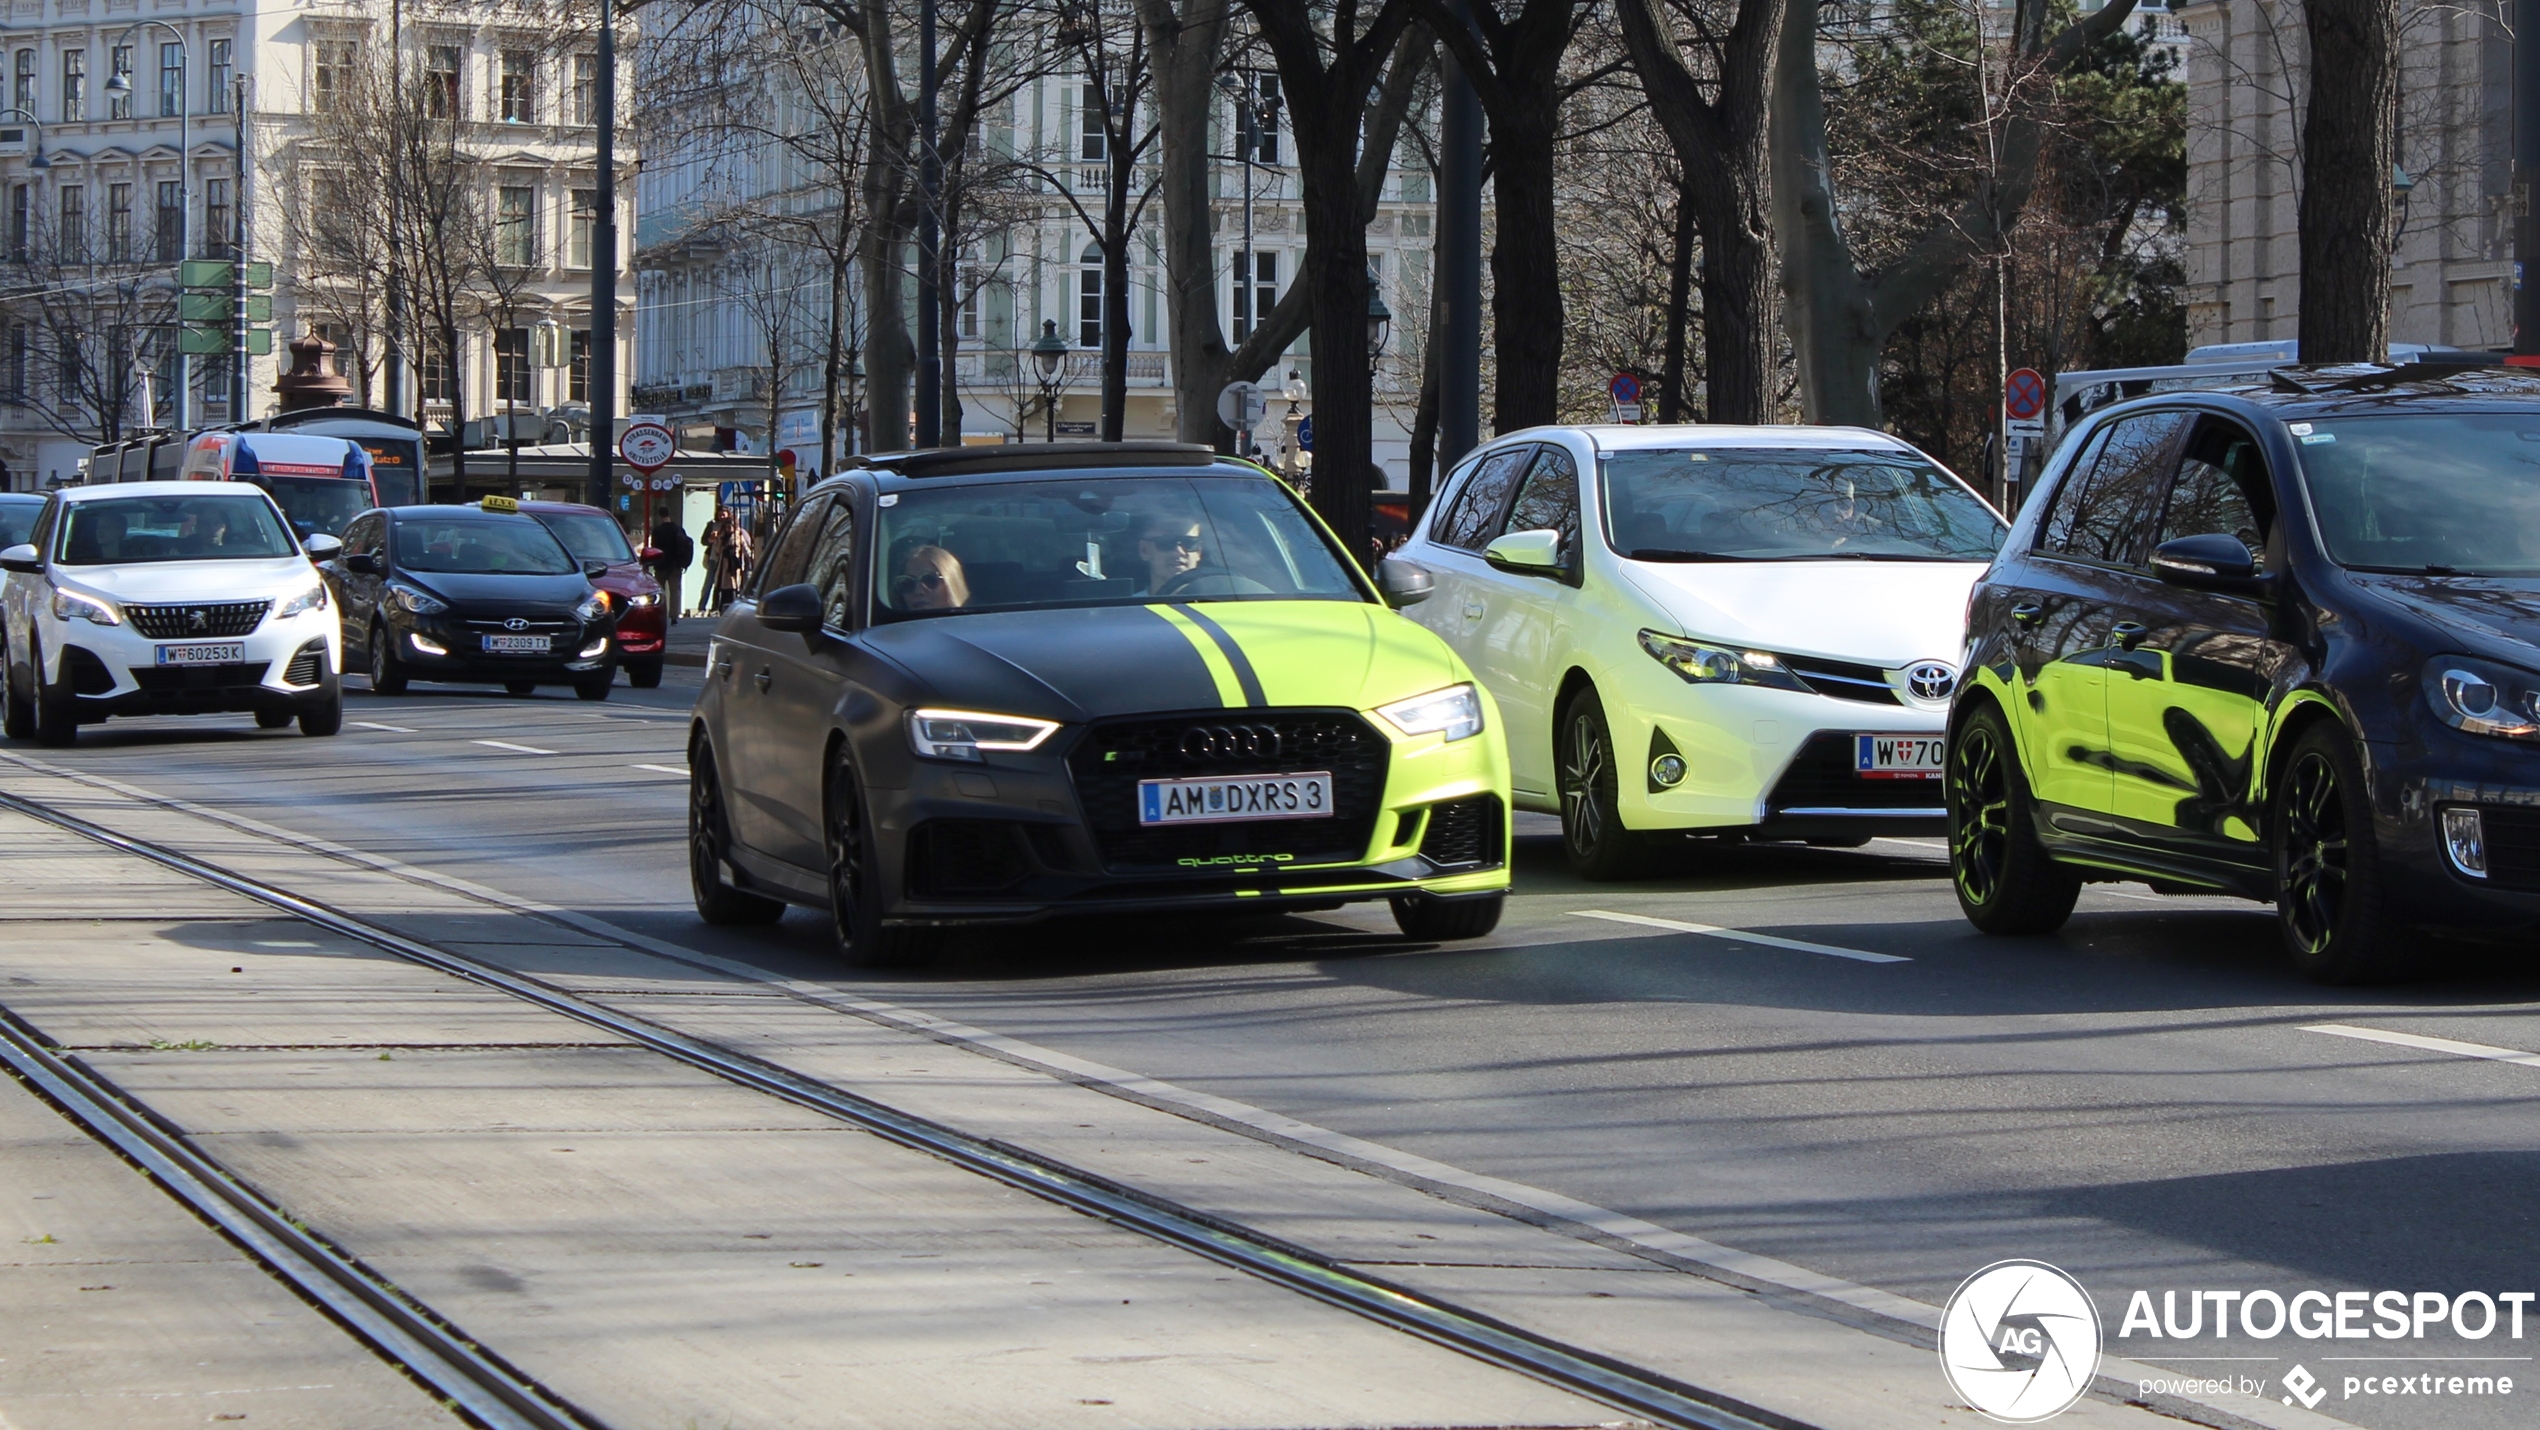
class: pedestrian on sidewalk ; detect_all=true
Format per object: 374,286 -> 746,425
648,514 -> 693,622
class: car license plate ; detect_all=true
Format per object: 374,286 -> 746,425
1856,734 -> 1944,779
481,634 -> 552,654
1138,771 -> 1334,826
154,642 -> 244,666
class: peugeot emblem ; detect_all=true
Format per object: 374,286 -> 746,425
503,617 -> 530,632
187,608 -> 208,631
1906,661 -> 1958,703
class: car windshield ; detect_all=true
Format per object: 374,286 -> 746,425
872,473 -> 1365,620
0,498 -> 40,549
394,516 -> 577,575
1602,447 -> 2005,561
262,476 -> 372,538
2296,414 -> 2540,576
534,512 -> 636,564
57,494 -> 298,564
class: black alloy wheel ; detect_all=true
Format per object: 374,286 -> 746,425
825,747 -> 940,967
368,625 -> 409,695
2,636 -> 34,740
2276,723 -> 2399,983
689,744 -> 785,926
1556,689 -> 1648,879
30,636 -> 75,747
1946,702 -> 2079,934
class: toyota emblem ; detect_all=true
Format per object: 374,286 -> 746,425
1906,661 -> 1958,703
503,617 -> 530,632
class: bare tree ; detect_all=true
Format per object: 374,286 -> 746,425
2298,0 -> 2398,361
0,207 -> 168,445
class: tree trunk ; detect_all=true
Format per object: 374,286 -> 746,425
444,317 -> 468,488
1298,148 -> 1374,549
1101,217 -> 1132,440
1658,181 -> 1694,423
1408,278 -> 1442,516
822,237 -> 845,474
856,0 -> 915,451
1135,0 -> 1237,447
2298,0 -> 2397,364
938,238 -> 964,441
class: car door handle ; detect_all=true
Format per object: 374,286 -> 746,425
2009,602 -> 2044,625
752,667 -> 772,693
2111,621 -> 2149,650
1461,600 -> 1486,620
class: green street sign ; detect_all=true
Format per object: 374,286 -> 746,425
178,259 -> 274,290
179,293 -> 272,323
180,326 -> 272,355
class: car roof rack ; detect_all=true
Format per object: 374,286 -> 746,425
846,441 -> 1224,479
2267,354 -> 2512,396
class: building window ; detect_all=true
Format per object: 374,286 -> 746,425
1078,245 -> 1103,348
568,188 -> 595,268
12,50 -> 32,116
56,328 -> 77,397
6,323 -> 25,400
500,50 -> 535,124
204,178 -> 231,257
494,327 -> 530,405
419,340 -> 454,403
426,44 -> 462,120
159,43 -> 182,118
1079,85 -> 1107,162
6,184 -> 23,263
60,50 -> 82,123
1231,250 -> 1274,341
959,281 -> 979,340
496,184 -> 536,266
313,41 -> 357,114
105,183 -> 130,262
57,184 -> 83,260
571,53 -> 596,126
208,39 -> 231,113
154,180 -> 181,260
1234,71 -> 1279,165
569,329 -> 589,401
108,47 -> 132,120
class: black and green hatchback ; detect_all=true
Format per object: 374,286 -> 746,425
1952,366 -> 2540,982
688,443 -> 1513,965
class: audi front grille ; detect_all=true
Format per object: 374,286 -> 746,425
1064,710 -> 1390,874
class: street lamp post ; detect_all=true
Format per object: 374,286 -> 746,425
1366,269 -> 1390,358
104,21 -> 190,431
1211,72 -> 1280,459
1031,319 -> 1067,443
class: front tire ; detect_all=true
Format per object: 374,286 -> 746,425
506,680 -> 538,697
574,674 -> 613,701
1948,701 -> 2080,935
689,744 -> 785,926
1556,688 -> 1649,879
825,748 -> 939,967
4,637 -> 36,740
255,707 -> 295,729
1389,891 -> 1505,941
2276,722 -> 2401,983
627,659 -> 664,689
299,674 -> 344,737
367,625 -> 409,695
31,638 -> 75,747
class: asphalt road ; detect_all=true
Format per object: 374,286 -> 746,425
12,647 -> 2540,1430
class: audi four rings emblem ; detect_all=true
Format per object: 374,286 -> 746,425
1179,725 -> 1283,760
504,618 -> 530,631
1908,661 -> 1959,702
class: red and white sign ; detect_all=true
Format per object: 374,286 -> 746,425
618,418 -> 675,473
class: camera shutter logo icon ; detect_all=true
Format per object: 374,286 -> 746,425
1938,1260 -> 2102,1422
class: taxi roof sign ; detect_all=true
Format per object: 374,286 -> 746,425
480,494 -> 520,513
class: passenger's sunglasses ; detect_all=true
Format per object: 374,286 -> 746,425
895,570 -> 949,592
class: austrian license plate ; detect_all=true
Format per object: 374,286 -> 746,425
1138,771 -> 1334,826
481,634 -> 552,654
1855,734 -> 1944,779
154,642 -> 244,666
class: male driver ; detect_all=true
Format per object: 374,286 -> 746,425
1136,514 -> 1204,594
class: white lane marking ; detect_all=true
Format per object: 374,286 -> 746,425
631,764 -> 687,777
349,721 -> 416,733
1568,909 -> 1910,963
0,750 -> 2361,1430
2304,1022 -> 2540,1070
470,740 -> 557,756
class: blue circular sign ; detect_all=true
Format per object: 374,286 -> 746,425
1297,416 -> 1314,452
1610,372 -> 1642,404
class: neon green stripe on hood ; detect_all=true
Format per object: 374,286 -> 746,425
1166,600 -> 1467,711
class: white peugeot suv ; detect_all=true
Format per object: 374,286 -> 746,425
1387,425 -> 2005,876
1,482 -> 344,745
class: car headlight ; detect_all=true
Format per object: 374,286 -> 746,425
275,582 -> 328,618
2424,655 -> 2540,740
907,707 -> 1062,762
1638,629 -> 1806,691
574,593 -> 610,624
50,588 -> 119,625
389,583 -> 447,615
1375,683 -> 1485,742
625,591 -> 659,608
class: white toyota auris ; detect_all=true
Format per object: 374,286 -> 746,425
1388,425 -> 2006,876
1,482 -> 344,746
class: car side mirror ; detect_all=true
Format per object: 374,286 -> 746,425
757,581 -> 823,635
303,533 -> 343,561
1483,528 -> 1564,576
342,551 -> 382,575
0,542 -> 38,574
583,558 -> 612,579
2150,533 -> 2268,594
1375,557 -> 1433,609
638,545 -> 661,561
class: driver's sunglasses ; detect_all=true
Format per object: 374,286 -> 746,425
895,570 -> 949,592
1163,533 -> 1203,551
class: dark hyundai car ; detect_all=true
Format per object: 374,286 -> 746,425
1951,364 -> 2540,981
323,497 -> 620,700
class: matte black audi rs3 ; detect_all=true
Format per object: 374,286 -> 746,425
686,444 -> 1514,966
1951,365 -> 2540,981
